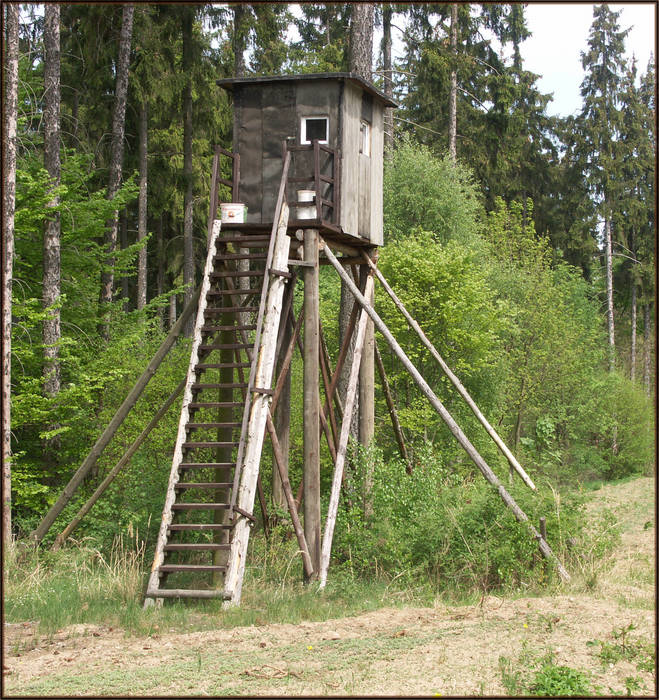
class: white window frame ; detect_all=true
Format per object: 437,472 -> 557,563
359,120 -> 371,157
301,116 -> 329,145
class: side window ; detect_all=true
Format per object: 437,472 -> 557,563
301,116 -> 329,145
360,120 -> 371,156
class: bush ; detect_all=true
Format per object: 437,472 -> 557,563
330,445 -> 599,596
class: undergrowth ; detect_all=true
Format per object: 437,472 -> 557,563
5,447 -> 624,637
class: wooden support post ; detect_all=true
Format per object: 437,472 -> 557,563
52,378 -> 186,549
361,251 -> 536,492
318,325 -> 340,450
359,264 -> 376,518
273,280 -> 295,511
324,245 -> 570,582
319,273 -> 374,588
359,263 -> 375,447
303,228 -> 321,580
374,342 -> 411,473
266,411 -> 314,578
32,286 -> 201,545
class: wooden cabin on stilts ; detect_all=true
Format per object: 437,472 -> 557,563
31,73 -> 569,606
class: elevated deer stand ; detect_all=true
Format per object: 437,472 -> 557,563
32,74 -> 568,608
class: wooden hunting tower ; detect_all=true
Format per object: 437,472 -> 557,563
37,74 -> 568,606
217,73 -> 396,246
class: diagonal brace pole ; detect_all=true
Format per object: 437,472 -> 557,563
361,250 -> 536,492
326,245 -> 569,582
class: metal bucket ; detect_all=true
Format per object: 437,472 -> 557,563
220,202 -> 247,223
297,189 -> 316,220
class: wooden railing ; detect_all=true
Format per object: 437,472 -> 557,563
285,141 -> 341,225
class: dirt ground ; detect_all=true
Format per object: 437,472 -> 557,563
3,477 -> 655,697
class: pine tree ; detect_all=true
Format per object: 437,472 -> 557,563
3,2 -> 20,544
43,4 -> 61,398
578,4 -> 629,372
99,4 -> 135,337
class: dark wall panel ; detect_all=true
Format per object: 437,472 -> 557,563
236,87 -> 262,221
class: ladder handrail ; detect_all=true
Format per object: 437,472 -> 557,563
144,219 -> 223,605
230,150 -> 291,511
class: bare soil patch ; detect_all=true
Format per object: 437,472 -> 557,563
4,477 -> 655,696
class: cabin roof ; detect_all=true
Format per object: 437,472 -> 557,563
217,72 -> 398,109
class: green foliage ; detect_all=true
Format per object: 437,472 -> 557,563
587,623 -> 656,674
499,646 -> 593,696
330,445 -> 601,596
383,138 -> 482,246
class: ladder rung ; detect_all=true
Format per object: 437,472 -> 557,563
206,289 -> 261,296
145,588 -> 230,600
171,503 -> 230,510
163,543 -> 230,551
211,270 -> 264,278
191,383 -> 248,390
215,253 -> 267,261
159,564 -> 227,572
183,441 -> 237,449
186,423 -> 241,429
188,402 -> 242,409
201,325 -> 256,332
179,462 -> 235,469
168,523 -> 232,531
204,307 -> 259,314
196,363 -> 251,369
175,482 -> 233,489
198,344 -> 252,351
218,235 -> 270,244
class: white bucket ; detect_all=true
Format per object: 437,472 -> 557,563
220,202 -> 247,223
297,189 -> 316,220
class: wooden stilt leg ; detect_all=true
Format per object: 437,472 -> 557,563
303,229 -> 321,580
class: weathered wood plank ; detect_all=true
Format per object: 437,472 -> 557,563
319,273 -> 374,588
222,201 -> 291,606
303,228 -> 321,580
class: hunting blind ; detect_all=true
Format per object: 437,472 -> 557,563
32,74 -> 570,605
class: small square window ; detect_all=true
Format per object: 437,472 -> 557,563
360,120 -> 371,156
301,117 -> 328,145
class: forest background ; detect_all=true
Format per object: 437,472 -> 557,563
2,2 -> 655,598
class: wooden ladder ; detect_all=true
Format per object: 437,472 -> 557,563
144,155 -> 291,604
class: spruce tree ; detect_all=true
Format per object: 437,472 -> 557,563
578,4 -> 629,372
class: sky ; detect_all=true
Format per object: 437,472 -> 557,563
384,2 -> 655,118
520,3 -> 656,116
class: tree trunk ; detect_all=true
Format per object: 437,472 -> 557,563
382,4 -> 394,152
99,4 -> 135,337
137,100 -> 148,310
120,210 -> 129,309
643,303 -> 651,396
43,4 -> 61,399
232,4 -> 248,77
341,3 -> 375,444
348,3 -> 374,79
604,215 -> 615,372
448,3 -> 458,162
2,2 -> 19,546
157,214 -> 164,328
182,8 -> 194,337
630,280 -> 637,382
169,293 -> 177,329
